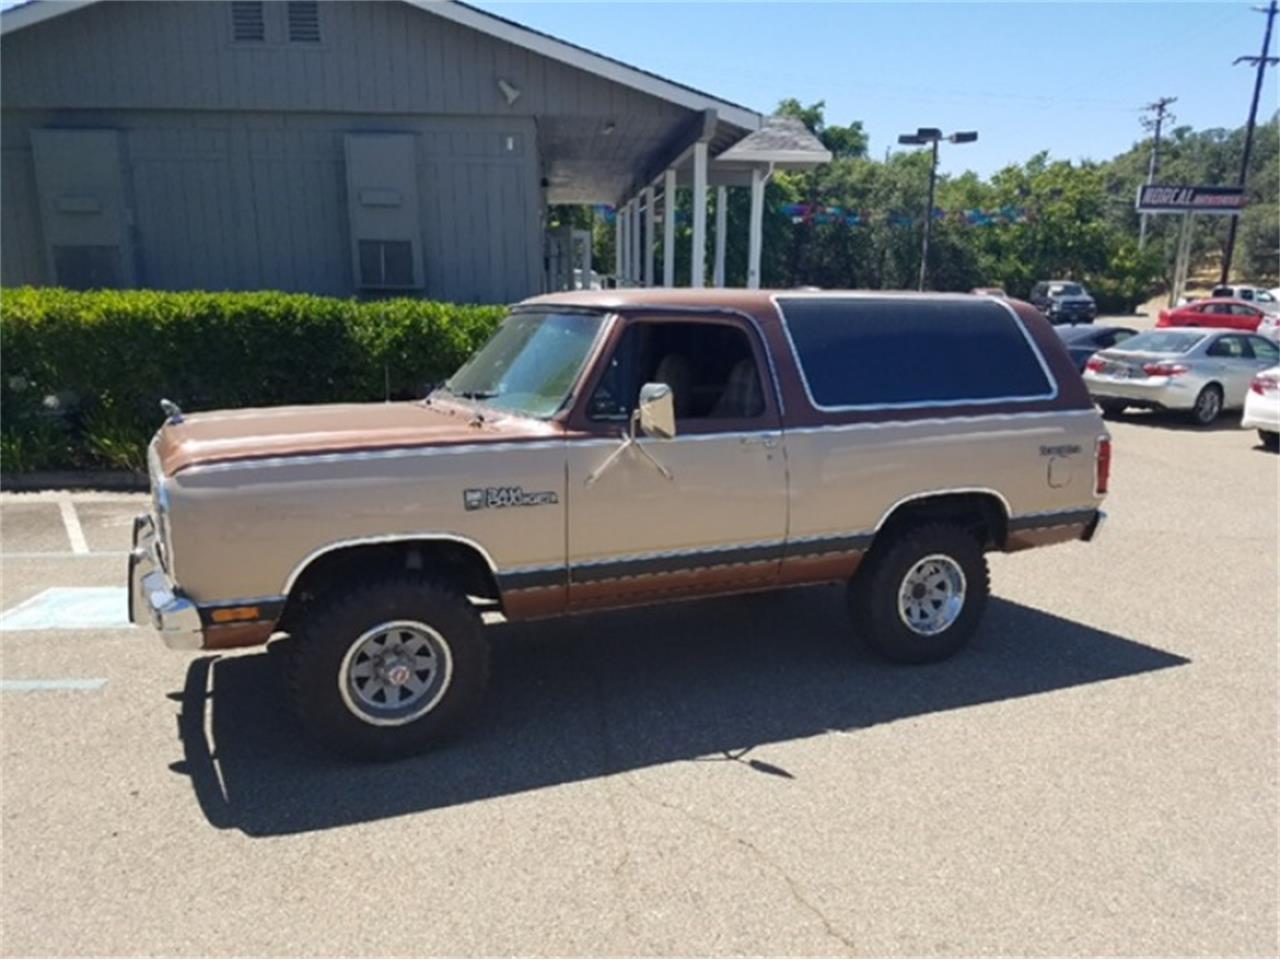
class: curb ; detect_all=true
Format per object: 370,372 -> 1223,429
0,471 -> 149,492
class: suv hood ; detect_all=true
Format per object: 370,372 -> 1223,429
155,399 -> 560,475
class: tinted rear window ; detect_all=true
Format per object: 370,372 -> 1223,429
778,297 -> 1054,408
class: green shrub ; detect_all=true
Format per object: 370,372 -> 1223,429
0,288 -> 505,472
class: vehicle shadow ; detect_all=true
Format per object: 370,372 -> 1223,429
170,588 -> 1188,837
1104,409 -> 1244,433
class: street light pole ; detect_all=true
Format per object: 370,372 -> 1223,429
898,128 -> 977,291
1220,0 -> 1279,285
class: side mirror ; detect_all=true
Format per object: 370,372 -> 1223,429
636,382 -> 676,439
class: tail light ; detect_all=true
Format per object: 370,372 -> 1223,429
1142,361 -> 1188,377
1251,373 -> 1280,396
1095,435 -> 1112,496
1085,357 -> 1106,373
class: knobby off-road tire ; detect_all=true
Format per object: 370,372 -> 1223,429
287,576 -> 489,761
849,523 -> 990,665
1191,384 -> 1223,426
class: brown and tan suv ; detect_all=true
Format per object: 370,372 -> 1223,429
129,290 -> 1110,758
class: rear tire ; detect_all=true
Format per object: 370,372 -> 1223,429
849,523 -> 990,665
1191,384 -> 1223,425
1260,429 -> 1280,452
1098,400 -> 1127,419
287,575 -> 489,761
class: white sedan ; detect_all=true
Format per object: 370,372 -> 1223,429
1242,365 -> 1279,451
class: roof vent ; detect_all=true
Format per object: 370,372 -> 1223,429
288,1 -> 321,43
230,1 -> 265,42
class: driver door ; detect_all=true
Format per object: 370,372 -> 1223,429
564,314 -> 787,611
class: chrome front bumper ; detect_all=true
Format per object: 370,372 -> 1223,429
129,514 -> 203,650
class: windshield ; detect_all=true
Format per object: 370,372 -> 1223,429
442,310 -> 606,418
1050,283 -> 1084,297
1118,330 -> 1206,354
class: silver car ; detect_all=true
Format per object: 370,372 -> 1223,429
1082,329 -> 1280,425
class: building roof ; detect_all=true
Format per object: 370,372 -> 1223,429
1,0 -> 763,131
715,116 -> 833,167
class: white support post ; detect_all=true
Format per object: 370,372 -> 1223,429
691,141 -> 707,288
629,197 -> 641,286
747,166 -> 765,289
643,185 -> 656,287
614,205 -> 623,284
663,168 -> 676,286
713,185 -> 727,287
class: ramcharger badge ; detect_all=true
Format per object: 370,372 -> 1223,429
464,486 -> 559,511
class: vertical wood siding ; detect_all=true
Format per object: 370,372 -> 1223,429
1,1 -> 687,121
3,109 -> 540,302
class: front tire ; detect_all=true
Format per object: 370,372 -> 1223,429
1191,384 -> 1223,425
287,576 -> 489,760
1260,429 -> 1280,452
849,523 -> 990,664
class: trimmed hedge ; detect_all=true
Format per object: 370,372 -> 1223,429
0,288 -> 505,472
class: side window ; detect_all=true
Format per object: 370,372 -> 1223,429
1111,330 -> 1135,346
1231,305 -> 1257,317
587,321 -> 766,423
1241,290 -> 1255,301
1207,336 -> 1246,358
1249,337 -> 1279,363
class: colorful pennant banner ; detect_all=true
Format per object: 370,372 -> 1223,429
778,203 -> 1032,227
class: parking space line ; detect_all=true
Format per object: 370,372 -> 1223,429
0,678 -> 108,692
57,496 -> 89,555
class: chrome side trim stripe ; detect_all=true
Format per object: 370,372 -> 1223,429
1007,508 -> 1098,532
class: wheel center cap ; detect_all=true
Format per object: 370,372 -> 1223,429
382,659 -> 413,687
912,583 -> 927,600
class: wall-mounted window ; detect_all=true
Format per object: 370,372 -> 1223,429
230,1 -> 265,43
287,1 -> 321,43
358,240 -> 415,289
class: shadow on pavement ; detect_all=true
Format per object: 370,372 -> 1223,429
1105,409 -> 1247,433
170,588 -> 1188,837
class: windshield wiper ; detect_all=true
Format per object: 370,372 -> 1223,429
454,390 -> 498,400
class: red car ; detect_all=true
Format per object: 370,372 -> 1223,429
1157,298 -> 1266,332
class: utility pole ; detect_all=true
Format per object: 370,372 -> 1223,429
1137,96 -> 1177,250
897,127 -> 978,291
1220,0 -> 1279,285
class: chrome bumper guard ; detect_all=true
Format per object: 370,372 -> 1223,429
1080,509 -> 1107,543
129,514 -> 203,650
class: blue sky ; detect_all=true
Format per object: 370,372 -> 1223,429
475,1 -> 1278,176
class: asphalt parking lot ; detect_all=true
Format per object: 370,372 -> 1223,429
1,416 -> 1276,957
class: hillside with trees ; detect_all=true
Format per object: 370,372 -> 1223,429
566,103 -> 1278,311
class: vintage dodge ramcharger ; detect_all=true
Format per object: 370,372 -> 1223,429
131,290 -> 1110,758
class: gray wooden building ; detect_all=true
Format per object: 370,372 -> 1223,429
1,0 -> 827,304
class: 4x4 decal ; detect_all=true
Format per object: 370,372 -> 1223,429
463,486 -> 559,511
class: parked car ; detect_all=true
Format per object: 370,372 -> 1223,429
971,287 -> 1008,298
1157,298 -> 1268,332
1256,311 -> 1280,342
1211,285 -> 1280,314
1083,328 -> 1280,424
1054,324 -> 1138,371
1242,365 -> 1280,451
1030,280 -> 1098,324
129,290 -> 1110,759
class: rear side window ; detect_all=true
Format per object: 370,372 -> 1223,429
778,297 -> 1054,409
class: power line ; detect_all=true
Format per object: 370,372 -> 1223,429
1138,96 -> 1178,250
1220,0 -> 1279,285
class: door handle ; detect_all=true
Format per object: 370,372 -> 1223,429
741,435 -> 778,449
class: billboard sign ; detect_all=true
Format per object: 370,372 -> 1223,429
1135,184 -> 1245,215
